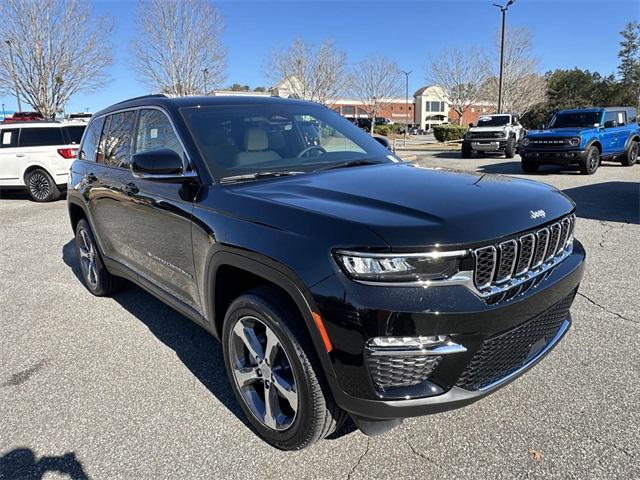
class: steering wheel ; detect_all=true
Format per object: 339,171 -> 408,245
297,145 -> 326,159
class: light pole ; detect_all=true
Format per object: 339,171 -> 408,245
493,0 -> 516,114
202,68 -> 209,96
402,70 -> 412,146
5,39 -> 22,112
1,103 -> 5,120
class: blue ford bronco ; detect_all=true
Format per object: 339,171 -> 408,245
521,107 -> 640,174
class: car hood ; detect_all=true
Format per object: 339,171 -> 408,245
227,163 -> 575,249
527,127 -> 593,137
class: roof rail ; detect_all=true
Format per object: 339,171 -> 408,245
112,93 -> 168,105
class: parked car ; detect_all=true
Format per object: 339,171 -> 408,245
0,122 -> 85,201
356,117 -> 391,131
2,111 -> 44,123
521,107 -> 640,174
67,94 -> 585,450
462,113 -> 524,158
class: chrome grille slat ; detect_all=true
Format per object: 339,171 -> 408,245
473,215 -> 574,298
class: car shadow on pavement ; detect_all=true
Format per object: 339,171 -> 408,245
61,240 -> 356,441
563,181 -> 639,224
0,448 -> 89,480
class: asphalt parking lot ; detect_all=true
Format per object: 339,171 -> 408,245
1,153 -> 638,479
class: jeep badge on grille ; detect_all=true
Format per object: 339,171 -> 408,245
530,209 -> 546,219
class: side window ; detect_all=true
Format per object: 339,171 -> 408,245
603,111 -> 617,127
101,110 -> 136,168
134,109 -> 185,159
0,129 -> 19,148
78,117 -> 105,162
19,128 -> 64,147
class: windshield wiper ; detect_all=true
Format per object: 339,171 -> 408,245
313,159 -> 384,172
220,171 -> 304,184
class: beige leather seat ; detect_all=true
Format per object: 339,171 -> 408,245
235,127 -> 282,167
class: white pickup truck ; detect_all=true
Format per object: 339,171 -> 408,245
461,113 -> 524,158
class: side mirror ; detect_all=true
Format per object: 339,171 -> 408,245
603,120 -> 618,128
131,149 -> 184,177
373,136 -> 391,150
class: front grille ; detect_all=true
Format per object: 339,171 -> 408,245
456,290 -> 576,390
473,214 -> 575,294
366,354 -> 442,390
469,131 -> 504,140
528,137 -> 570,149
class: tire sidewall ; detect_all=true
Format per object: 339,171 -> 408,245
25,169 -> 60,202
505,137 -> 516,158
221,295 -> 320,449
583,146 -> 600,174
625,141 -> 638,165
75,219 -> 110,296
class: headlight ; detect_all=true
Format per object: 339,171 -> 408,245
569,137 -> 580,147
334,250 -> 465,283
522,137 -> 530,147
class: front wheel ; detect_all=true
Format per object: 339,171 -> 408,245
505,137 -> 516,158
521,159 -> 539,173
461,142 -> 472,158
25,169 -> 60,202
579,146 -> 600,175
222,287 -> 345,450
621,141 -> 638,166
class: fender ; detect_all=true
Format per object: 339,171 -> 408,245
584,138 -> 602,152
623,133 -> 640,151
204,246 -> 338,380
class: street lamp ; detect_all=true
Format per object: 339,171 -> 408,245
492,0 -> 516,114
401,70 -> 412,146
202,68 -> 209,96
4,39 -> 22,112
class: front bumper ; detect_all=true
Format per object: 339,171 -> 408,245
309,240 -> 585,420
469,139 -> 508,151
523,149 -> 587,164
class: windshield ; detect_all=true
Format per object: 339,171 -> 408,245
549,111 -> 602,128
477,115 -> 510,127
181,103 -> 393,180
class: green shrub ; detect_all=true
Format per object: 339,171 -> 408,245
373,124 -> 391,136
433,124 -> 468,142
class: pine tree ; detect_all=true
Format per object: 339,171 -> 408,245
618,21 -> 640,84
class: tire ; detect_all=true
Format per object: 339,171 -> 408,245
461,142 -> 472,158
579,146 -> 600,175
25,168 -> 60,202
74,219 -> 123,296
505,137 -> 516,158
222,287 -> 345,450
521,159 -> 539,173
621,140 -> 638,166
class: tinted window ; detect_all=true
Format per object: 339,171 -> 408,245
79,117 -> 105,162
64,126 -> 86,144
101,111 -> 136,168
477,115 -> 510,127
19,128 -> 64,147
603,111 -> 618,127
550,112 -> 601,128
134,109 -> 184,159
0,129 -> 19,148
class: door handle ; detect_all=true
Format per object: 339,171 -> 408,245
124,182 -> 139,196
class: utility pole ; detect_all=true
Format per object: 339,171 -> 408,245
402,70 -> 412,147
493,0 -> 516,114
5,39 -> 22,112
202,68 -> 209,96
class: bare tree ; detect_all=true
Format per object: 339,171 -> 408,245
266,37 -> 348,104
428,48 -> 486,125
0,0 -> 113,118
132,0 -> 226,96
484,27 -> 547,115
350,55 -> 402,134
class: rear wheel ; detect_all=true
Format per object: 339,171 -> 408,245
25,169 -> 60,202
222,287 -> 345,450
579,146 -> 600,175
75,219 -> 123,296
621,140 -> 638,166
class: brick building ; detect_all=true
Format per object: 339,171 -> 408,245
327,99 -> 415,125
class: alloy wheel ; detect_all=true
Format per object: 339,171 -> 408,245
228,315 -> 298,431
78,229 -> 98,289
588,149 -> 599,171
28,172 -> 50,200
631,143 -> 638,163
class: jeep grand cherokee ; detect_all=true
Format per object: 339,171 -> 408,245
67,95 -> 585,450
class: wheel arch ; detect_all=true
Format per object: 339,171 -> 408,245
21,162 -> 57,183
585,139 -> 602,153
204,248 -> 337,380
624,134 -> 640,151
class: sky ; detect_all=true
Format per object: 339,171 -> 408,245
1,0 -> 638,114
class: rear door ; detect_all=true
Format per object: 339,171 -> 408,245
19,127 -> 69,184
0,128 -> 22,185
115,108 -> 200,310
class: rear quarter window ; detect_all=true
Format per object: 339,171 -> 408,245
19,128 -> 64,147
78,117 -> 106,162
64,125 -> 86,145
0,129 -> 19,148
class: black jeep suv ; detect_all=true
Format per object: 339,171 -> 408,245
67,95 -> 585,450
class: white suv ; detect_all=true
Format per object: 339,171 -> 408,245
0,122 -> 86,202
